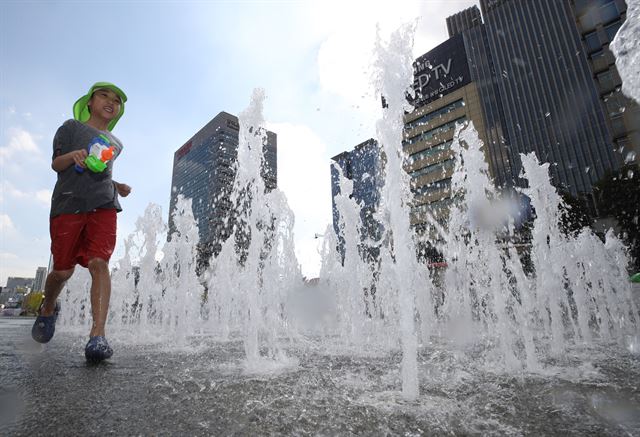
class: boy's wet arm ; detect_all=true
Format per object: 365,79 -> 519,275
114,181 -> 132,197
52,150 -> 87,172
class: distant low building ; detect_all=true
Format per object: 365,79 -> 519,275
0,277 -> 34,305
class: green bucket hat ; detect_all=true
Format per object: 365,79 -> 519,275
73,82 -> 127,131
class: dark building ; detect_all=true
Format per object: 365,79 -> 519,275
570,0 -> 639,168
403,0 -> 630,254
447,5 -> 483,36
476,0 -> 620,198
5,277 -> 34,291
408,0 -> 625,222
331,138 -> 384,263
168,111 -> 277,263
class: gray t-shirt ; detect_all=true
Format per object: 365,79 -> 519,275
50,119 -> 124,218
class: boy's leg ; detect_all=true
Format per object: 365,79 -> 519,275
87,258 -> 111,337
83,208 -> 117,338
41,212 -> 86,316
32,267 -> 75,343
40,268 -> 75,316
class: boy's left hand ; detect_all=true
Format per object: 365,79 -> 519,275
116,183 -> 132,197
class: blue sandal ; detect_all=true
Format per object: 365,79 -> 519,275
31,301 -> 61,343
85,336 -> 113,362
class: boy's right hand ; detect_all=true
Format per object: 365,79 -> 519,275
71,149 -> 88,169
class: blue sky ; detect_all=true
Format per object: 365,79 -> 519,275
0,0 -> 478,285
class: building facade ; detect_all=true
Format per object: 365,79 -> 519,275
33,267 -> 47,292
0,277 -> 34,305
478,0 -> 620,198
405,30 -> 511,234
168,111 -> 277,263
331,138 -> 384,263
407,0 -> 627,226
570,0 -> 639,168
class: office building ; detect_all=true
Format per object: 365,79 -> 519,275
406,0 -> 625,231
477,0 -> 620,196
405,30 -> 509,234
34,267 -> 47,292
570,0 -> 639,167
331,138 -> 384,263
168,111 -> 277,263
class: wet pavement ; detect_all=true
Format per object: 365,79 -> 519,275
2,317 -> 640,436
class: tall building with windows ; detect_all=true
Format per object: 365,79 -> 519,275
407,0 -> 625,229
33,267 -> 47,292
168,111 -> 277,263
405,24 -> 511,238
331,138 -> 384,263
402,0 -> 629,256
570,0 -> 639,167
477,0 -> 620,197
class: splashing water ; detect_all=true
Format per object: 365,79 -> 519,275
370,23 -> 424,400
56,20 -> 640,424
611,0 -> 640,102
204,88 -> 302,372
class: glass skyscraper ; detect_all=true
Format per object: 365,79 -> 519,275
168,111 -> 277,262
477,0 -> 620,196
331,138 -> 384,263
570,0 -> 639,168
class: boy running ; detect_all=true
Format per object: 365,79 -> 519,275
32,82 -> 131,362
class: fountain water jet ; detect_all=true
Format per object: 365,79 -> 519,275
370,23 -> 426,400
201,88 -> 302,372
51,19 -> 640,430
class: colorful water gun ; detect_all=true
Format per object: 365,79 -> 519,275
75,134 -> 115,173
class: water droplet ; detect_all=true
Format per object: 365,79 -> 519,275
624,152 -> 636,163
545,112 -> 551,117
627,169 -> 635,179
585,166 -> 591,173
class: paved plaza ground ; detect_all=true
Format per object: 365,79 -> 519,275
2,305 -> 640,436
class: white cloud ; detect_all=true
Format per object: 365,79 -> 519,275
414,1 -> 480,57
35,189 -> 52,205
0,252 -> 48,287
0,214 -> 16,235
0,180 -> 26,200
0,127 -> 43,168
0,181 -> 50,207
267,121 -> 333,277
315,0 -> 421,108
312,0 -> 479,141
0,216 -> 50,286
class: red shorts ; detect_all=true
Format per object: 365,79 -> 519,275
50,208 -> 117,270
